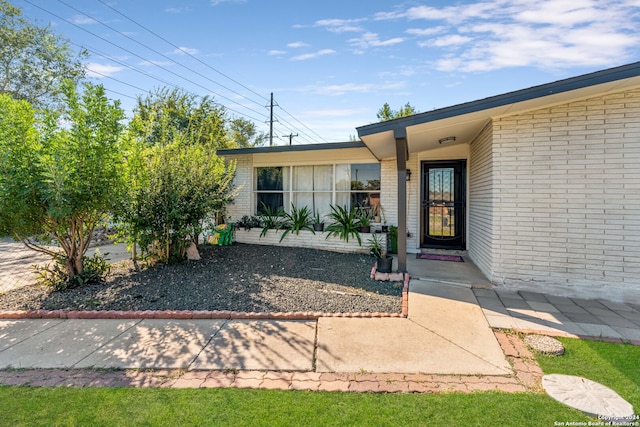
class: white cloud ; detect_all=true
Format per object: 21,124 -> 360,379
165,7 -> 189,14
288,41 -> 310,48
314,18 -> 365,33
423,34 -> 473,48
86,63 -> 124,78
290,49 -> 336,61
70,14 -> 97,25
307,81 -> 405,96
405,27 -> 446,36
374,0 -> 640,72
349,32 -> 405,49
268,50 -> 287,56
172,47 -> 199,55
210,0 -> 246,5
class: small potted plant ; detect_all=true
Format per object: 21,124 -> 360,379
368,234 -> 393,273
357,208 -> 372,233
312,211 -> 324,232
380,207 -> 388,232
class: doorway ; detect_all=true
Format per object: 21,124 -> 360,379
421,160 -> 466,249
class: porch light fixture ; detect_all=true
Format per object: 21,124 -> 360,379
438,136 -> 456,144
406,169 -> 412,181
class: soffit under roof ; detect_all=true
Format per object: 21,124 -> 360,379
358,63 -> 640,160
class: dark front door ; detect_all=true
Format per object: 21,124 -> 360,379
421,160 -> 466,249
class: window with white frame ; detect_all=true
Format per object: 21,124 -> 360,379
254,163 -> 381,218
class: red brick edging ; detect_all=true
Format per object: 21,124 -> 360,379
0,330 -> 540,393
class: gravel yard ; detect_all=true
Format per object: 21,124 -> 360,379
0,243 -> 402,314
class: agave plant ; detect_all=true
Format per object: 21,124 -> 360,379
280,204 -> 315,242
325,204 -> 362,245
258,203 -> 285,237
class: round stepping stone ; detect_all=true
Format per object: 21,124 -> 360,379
524,334 -> 565,355
542,374 -> 635,419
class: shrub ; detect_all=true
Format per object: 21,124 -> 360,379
35,250 -> 110,291
236,215 -> 261,230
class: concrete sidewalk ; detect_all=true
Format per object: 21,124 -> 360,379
0,282 -> 510,376
0,279 -> 637,392
0,280 -> 539,392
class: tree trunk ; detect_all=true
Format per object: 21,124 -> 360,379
63,246 -> 85,279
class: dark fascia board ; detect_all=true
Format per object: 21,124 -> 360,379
217,141 -> 365,155
356,61 -> 640,137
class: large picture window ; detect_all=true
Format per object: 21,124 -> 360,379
254,163 -> 380,218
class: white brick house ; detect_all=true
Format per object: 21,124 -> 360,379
219,62 -> 640,303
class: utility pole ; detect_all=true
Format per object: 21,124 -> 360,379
269,92 -> 275,146
283,133 -> 298,145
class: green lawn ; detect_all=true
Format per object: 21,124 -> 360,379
0,337 -> 636,427
0,387 -> 587,426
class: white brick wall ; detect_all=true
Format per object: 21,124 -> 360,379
468,122 -> 495,279
234,229 -> 384,254
490,87 -> 640,302
380,158 -> 420,252
380,159 -> 397,230
224,154 -> 252,221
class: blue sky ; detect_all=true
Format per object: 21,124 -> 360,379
16,0 -> 640,143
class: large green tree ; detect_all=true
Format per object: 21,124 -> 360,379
117,87 -> 237,263
229,117 -> 267,148
0,82 -> 126,280
130,87 -> 230,148
0,0 -> 87,108
376,102 -> 418,121
118,141 -> 236,263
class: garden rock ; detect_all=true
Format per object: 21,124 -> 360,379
186,242 -> 201,260
523,334 -> 565,355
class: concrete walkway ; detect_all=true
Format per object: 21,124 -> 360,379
0,280 -> 542,392
474,288 -> 640,342
0,265 -> 638,392
0,282 -> 509,374
406,253 -> 640,343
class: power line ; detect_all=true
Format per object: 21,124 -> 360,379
85,67 -> 147,94
52,0 -> 269,121
22,0 -> 267,124
22,0 -> 327,143
95,0 -> 269,105
72,42 -> 184,92
88,0 -> 329,144
76,42 -> 273,126
277,105 -> 329,143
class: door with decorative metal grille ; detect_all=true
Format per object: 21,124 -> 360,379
421,160 -> 466,249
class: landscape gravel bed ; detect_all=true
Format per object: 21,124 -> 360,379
0,243 -> 402,314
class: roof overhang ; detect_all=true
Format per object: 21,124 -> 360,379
217,140 -> 366,156
357,62 -> 640,160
